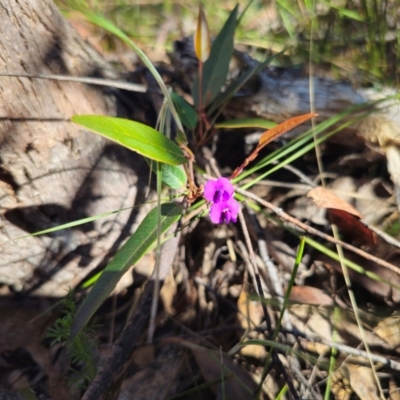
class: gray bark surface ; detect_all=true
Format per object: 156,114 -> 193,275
0,0 -> 149,296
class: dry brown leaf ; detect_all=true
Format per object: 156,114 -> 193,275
374,315 -> 400,350
389,378 -> 400,400
160,268 -> 177,315
347,365 -> 380,400
237,291 -> 267,358
328,208 -> 377,246
307,186 -> 377,246
355,178 -> 394,225
307,186 -> 362,218
289,286 -> 334,306
230,113 -> 317,179
237,290 -> 263,329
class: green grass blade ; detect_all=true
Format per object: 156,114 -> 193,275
215,118 -> 277,129
69,202 -> 182,342
76,9 -> 184,133
72,115 -> 186,165
234,100 -> 385,187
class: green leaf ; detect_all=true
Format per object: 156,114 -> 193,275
336,7 -> 363,21
171,92 -> 198,130
216,118 -> 277,130
192,5 -> 238,107
70,203 -> 182,342
148,160 -> 187,189
72,115 -> 187,165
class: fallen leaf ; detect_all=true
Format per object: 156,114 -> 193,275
230,113 -> 317,179
374,315 -> 400,350
347,365 -> 380,400
307,186 -> 377,246
328,208 -> 377,246
237,290 -> 267,359
289,286 -> 334,306
307,186 -> 362,218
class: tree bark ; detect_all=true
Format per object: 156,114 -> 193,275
0,0 -> 149,296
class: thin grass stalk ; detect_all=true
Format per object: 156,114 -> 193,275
332,225 -> 385,400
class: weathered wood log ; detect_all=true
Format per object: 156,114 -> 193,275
0,0 -> 150,296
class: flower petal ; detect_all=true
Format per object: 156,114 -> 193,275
226,198 -> 240,223
204,179 -> 219,202
204,177 -> 234,203
209,198 -> 240,224
209,202 -> 223,224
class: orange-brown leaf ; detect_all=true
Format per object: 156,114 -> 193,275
230,113 -> 317,179
258,113 -> 318,148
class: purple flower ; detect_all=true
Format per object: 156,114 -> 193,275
204,177 -> 234,203
204,177 -> 240,224
209,197 -> 240,224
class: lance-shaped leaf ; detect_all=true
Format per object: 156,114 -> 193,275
72,115 -> 187,165
194,5 -> 211,62
171,92 -> 198,130
230,113 -> 317,179
69,203 -> 182,342
192,5 -> 238,107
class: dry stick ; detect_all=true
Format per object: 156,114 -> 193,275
360,221 -> 400,250
238,209 -> 299,400
291,364 -> 323,400
82,227 -> 181,400
238,208 -> 272,333
256,324 -> 400,373
234,186 -> 400,276
246,207 -> 293,330
0,72 -> 147,92
295,335 -> 400,372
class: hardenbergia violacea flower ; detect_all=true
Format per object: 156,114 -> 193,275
204,177 -> 240,224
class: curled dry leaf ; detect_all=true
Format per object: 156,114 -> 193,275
307,186 -> 377,246
230,113 -> 317,179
